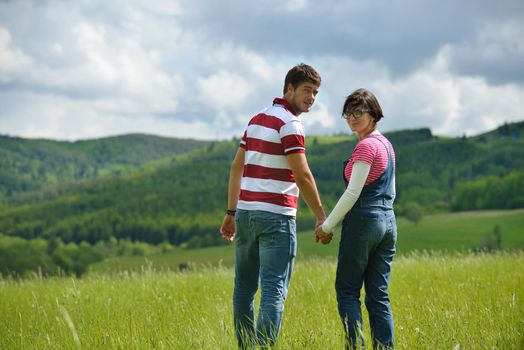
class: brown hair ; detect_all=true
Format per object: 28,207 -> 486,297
283,63 -> 321,95
342,88 -> 384,123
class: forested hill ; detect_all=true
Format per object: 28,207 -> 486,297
1,121 -> 523,248
0,133 -> 211,201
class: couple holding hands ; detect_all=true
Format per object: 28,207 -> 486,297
220,63 -> 397,350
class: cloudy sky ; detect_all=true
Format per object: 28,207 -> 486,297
1,0 -> 523,141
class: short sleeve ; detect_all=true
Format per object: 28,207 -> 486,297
239,130 -> 247,150
352,138 -> 376,165
280,120 -> 305,155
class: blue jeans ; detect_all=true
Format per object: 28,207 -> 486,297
233,209 -> 297,349
336,208 -> 397,350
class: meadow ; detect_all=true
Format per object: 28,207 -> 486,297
0,252 -> 522,349
1,209 -> 523,349
90,209 -> 524,273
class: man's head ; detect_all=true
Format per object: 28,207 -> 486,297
283,63 -> 321,115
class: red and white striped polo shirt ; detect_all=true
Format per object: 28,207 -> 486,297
237,98 -> 305,216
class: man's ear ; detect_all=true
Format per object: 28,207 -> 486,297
285,83 -> 294,94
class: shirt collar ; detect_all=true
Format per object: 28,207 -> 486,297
273,97 -> 298,116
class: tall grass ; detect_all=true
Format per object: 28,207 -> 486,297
1,252 -> 523,349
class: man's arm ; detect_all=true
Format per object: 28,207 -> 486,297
286,152 -> 326,228
220,148 -> 245,241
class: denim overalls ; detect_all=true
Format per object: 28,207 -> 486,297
336,136 -> 397,350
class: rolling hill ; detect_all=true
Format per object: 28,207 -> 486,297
0,121 -> 523,248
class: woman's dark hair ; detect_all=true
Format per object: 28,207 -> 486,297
283,63 -> 321,94
342,88 -> 384,123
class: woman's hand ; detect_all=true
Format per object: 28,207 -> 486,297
315,226 -> 333,244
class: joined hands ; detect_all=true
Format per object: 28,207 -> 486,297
314,218 -> 333,244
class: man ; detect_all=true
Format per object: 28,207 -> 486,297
220,63 -> 331,348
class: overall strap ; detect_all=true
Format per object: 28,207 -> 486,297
366,135 -> 393,164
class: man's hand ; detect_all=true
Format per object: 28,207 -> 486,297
220,214 -> 235,241
314,216 -> 325,243
315,226 -> 333,245
315,216 -> 325,230
315,215 -> 326,243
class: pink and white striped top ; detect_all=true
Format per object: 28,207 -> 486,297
237,98 -> 305,216
344,134 -> 396,185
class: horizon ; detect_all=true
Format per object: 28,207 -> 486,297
1,119 -> 523,143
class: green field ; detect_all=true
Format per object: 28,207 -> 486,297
2,209 -> 521,349
90,209 -> 524,274
1,252 -> 522,349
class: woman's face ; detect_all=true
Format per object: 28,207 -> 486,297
344,108 -> 375,134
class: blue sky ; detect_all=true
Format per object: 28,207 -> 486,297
1,0 -> 523,141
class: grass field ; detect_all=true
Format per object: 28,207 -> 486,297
90,209 -> 524,274
1,209 -> 522,349
1,252 -> 522,349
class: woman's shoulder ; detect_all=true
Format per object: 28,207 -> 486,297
358,134 -> 383,147
362,133 -> 393,146
356,134 -> 394,156
354,137 -> 379,157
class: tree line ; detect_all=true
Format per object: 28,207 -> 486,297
0,122 -> 523,257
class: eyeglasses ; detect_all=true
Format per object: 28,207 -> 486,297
342,109 -> 373,119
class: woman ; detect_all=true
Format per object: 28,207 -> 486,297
316,88 -> 397,349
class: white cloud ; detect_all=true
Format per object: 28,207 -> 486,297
0,91 -> 215,141
67,21 -> 183,113
0,27 -> 31,82
137,0 -> 182,16
284,0 -> 309,12
302,101 -> 335,130
197,70 -> 253,110
316,52 -> 524,137
441,19 -> 524,83
9,20 -> 185,115
372,57 -> 524,137
0,0 -> 523,141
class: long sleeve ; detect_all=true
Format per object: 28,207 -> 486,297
321,161 -> 371,232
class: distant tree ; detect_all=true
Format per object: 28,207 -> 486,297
46,236 -> 62,255
187,236 -> 202,249
452,172 -> 524,211
404,202 -> 423,226
0,237 -> 57,277
498,123 -> 510,137
476,225 -> 502,252
2,124 -> 524,251
493,225 -> 502,249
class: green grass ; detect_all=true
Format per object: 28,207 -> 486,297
298,208 -> 524,258
91,245 -> 235,274
1,252 -> 522,349
90,209 -> 524,274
